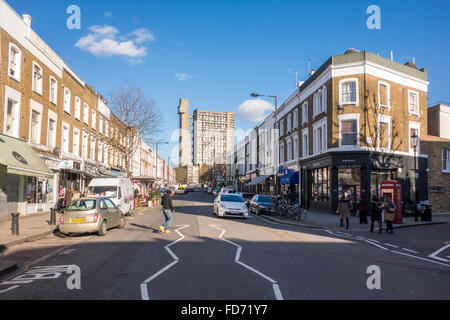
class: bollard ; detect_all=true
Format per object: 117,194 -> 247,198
11,212 -> 20,236
50,207 -> 56,226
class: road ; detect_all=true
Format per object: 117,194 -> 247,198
1,192 -> 449,300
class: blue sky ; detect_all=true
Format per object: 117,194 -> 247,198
8,0 -> 450,165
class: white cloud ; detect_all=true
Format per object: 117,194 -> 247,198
236,99 -> 274,122
75,25 -> 154,62
175,73 -> 193,81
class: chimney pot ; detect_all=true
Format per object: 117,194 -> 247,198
22,14 -> 32,26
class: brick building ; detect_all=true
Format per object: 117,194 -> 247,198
0,1 -> 129,218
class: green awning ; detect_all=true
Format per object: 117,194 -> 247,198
0,134 -> 53,178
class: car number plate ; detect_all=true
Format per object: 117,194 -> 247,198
71,218 -> 86,223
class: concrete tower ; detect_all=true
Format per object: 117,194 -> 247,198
178,98 -> 190,166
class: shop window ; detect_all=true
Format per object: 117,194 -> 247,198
26,177 -> 54,203
311,167 -> 330,201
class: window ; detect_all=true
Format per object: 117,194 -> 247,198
443,150 -> 450,173
314,87 -> 326,117
408,90 -> 419,115
47,118 -> 56,149
339,114 -> 360,147
302,102 -> 308,124
104,120 -> 109,137
287,114 -> 291,132
409,122 -> 421,154
98,140 -> 103,163
286,138 -> 292,161
339,79 -> 358,106
30,110 -> 41,144
82,131 -> 89,159
8,43 -> 21,82
5,99 -> 17,136
279,120 -> 284,137
99,116 -> 104,134
62,123 -> 70,153
83,103 -> 89,124
280,141 -> 285,164
73,128 -> 80,156
91,109 -> 96,129
32,63 -> 43,95
64,88 -> 71,114
293,134 -> 299,159
377,115 -> 391,150
302,129 -> 309,157
313,118 -> 327,155
293,109 -> 298,129
90,136 -> 96,161
378,81 -> 390,108
74,97 -> 81,120
49,77 -> 57,104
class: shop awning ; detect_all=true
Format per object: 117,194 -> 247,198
0,134 -> 53,178
246,175 -> 270,186
280,171 -> 299,184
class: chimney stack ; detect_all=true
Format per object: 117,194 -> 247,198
390,50 -> 394,61
309,69 -> 316,76
22,14 -> 32,26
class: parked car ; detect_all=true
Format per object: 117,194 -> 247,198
213,193 -> 248,218
176,186 -> 187,194
219,187 -> 234,194
249,195 -> 275,215
212,188 -> 220,197
236,192 -> 254,208
59,197 -> 125,236
87,177 -> 134,216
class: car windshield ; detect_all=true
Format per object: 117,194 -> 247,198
258,196 -> 273,203
221,195 -> 244,202
242,194 -> 253,200
66,199 -> 97,211
88,186 -> 117,197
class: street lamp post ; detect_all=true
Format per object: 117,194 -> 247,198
411,132 -> 420,221
250,93 -> 278,197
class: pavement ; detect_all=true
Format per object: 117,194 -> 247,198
0,200 -> 448,279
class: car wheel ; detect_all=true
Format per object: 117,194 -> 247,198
118,215 -> 126,229
98,220 -> 107,236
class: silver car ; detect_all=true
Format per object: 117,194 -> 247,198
59,197 -> 125,236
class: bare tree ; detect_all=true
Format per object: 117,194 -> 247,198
109,83 -> 163,176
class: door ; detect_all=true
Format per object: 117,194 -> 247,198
104,198 -> 120,227
99,199 -> 112,228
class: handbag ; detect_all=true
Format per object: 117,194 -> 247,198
385,212 -> 394,222
387,202 -> 396,213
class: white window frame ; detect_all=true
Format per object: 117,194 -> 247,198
61,121 -> 70,153
73,127 -> 80,157
280,141 -> 285,164
63,87 -> 71,114
3,86 -> 22,138
377,114 -> 391,151
442,149 -> 450,173
47,110 -> 57,149
313,117 -> 327,155
338,113 -> 360,148
90,136 -> 96,162
293,109 -> 298,129
83,103 -> 89,124
409,121 -> 421,155
339,78 -> 359,107
293,133 -> 299,159
99,115 -> 104,134
408,90 -> 420,117
91,109 -> 97,130
82,130 -> 89,159
98,140 -> 103,163
8,43 -> 22,82
378,81 -> 391,110
49,76 -> 58,105
74,97 -> 81,120
279,120 -> 284,137
286,137 -> 292,161
302,102 -> 308,124
28,100 -> 43,145
32,62 -> 43,96
287,114 -> 292,133
302,128 -> 309,157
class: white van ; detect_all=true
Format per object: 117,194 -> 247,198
87,177 -> 134,216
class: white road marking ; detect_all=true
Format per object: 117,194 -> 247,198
428,244 -> 450,263
384,243 -> 399,248
0,285 -> 19,293
365,240 -> 389,251
391,250 -> 450,267
209,224 -> 283,300
140,225 -> 189,300
402,248 -> 419,254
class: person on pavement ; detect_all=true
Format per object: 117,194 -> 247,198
63,188 -> 73,211
160,190 -> 175,234
359,195 -> 369,224
370,195 -> 382,234
382,196 -> 396,234
337,193 -> 352,229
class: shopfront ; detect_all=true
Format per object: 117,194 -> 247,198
300,150 -> 428,214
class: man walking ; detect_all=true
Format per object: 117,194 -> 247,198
159,190 -> 174,234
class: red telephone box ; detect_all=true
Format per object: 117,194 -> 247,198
380,180 -> 403,223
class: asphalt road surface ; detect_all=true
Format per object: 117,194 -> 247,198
1,192 -> 449,300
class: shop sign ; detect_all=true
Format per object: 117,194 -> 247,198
59,160 -> 73,169
336,159 -> 360,169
